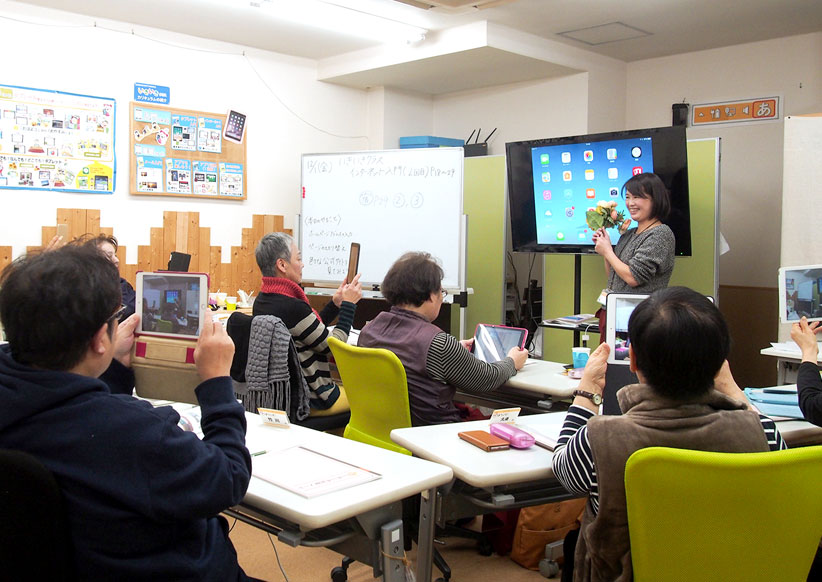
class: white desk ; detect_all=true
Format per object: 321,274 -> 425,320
455,359 -> 579,413
760,346 -> 822,384
391,414 -> 576,522
232,415 -> 453,582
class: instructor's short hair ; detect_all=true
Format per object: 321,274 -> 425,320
622,172 -> 671,222
628,286 -> 729,400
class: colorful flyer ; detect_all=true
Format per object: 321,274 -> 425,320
197,116 -> 222,153
192,160 -> 218,196
165,158 -> 192,194
133,106 -> 172,126
219,162 -> 243,197
136,156 -> 163,192
171,115 -> 197,151
0,84 -> 116,193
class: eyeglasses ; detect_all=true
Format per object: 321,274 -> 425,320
440,289 -> 448,298
108,304 -> 126,325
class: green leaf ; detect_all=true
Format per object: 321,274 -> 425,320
586,209 -> 604,230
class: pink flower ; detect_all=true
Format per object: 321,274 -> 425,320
611,210 -> 618,220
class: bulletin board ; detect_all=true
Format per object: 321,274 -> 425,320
129,102 -> 246,200
0,84 -> 116,194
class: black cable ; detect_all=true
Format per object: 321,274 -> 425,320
267,533 -> 290,582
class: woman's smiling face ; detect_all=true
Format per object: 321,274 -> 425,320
625,190 -> 654,224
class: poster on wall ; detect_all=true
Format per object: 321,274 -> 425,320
0,84 -> 116,193
193,160 -> 218,195
165,158 -> 191,194
219,162 -> 243,197
198,116 -> 222,153
171,114 -> 197,151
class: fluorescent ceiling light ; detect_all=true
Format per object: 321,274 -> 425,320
254,0 -> 428,44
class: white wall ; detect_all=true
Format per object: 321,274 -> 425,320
626,32 -> 822,287
431,73 -> 593,294
0,0 -> 371,262
432,73 -> 590,156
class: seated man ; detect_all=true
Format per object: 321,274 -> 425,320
0,244 -> 254,581
358,252 -> 527,426
552,287 -> 786,582
253,232 -> 361,411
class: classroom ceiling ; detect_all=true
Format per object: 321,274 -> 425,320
12,0 -> 822,95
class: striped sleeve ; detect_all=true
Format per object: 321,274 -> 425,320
426,332 -> 516,393
758,414 -> 788,450
551,406 -> 599,512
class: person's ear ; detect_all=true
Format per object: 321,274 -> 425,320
89,323 -> 110,356
628,344 -> 638,373
276,257 -> 287,275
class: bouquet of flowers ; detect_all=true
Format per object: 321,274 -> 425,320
586,200 -> 630,234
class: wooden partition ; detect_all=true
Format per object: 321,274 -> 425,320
11,208 -> 288,295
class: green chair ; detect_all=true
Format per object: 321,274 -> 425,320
625,445 -> 822,582
327,336 -> 412,455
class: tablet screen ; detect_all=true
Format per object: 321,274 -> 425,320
605,294 -> 648,365
778,264 -> 822,323
472,324 -> 527,363
136,272 -> 208,339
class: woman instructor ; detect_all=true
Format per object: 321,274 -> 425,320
592,172 -> 675,294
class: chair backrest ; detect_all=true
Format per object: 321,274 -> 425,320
327,336 -> 412,455
0,449 -> 76,581
625,445 -> 822,582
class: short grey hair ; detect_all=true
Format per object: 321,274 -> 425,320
255,232 -> 294,277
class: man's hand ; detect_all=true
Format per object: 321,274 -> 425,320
579,342 -> 609,394
194,311 -> 235,382
790,316 -> 821,363
507,346 -> 529,370
113,314 -> 140,367
43,234 -> 64,252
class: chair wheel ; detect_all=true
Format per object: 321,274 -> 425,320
477,537 -> 494,556
538,558 -> 560,578
330,566 -> 347,582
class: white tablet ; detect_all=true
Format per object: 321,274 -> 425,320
135,272 -> 209,340
471,323 -> 528,363
778,264 -> 822,323
605,293 -> 649,365
605,291 -> 715,364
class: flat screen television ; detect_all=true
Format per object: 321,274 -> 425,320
506,125 -> 691,256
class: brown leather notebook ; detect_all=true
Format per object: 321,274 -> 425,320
458,430 -> 510,452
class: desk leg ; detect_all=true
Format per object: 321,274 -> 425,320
777,358 -> 787,385
415,486 -> 437,582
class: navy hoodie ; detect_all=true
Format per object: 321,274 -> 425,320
0,345 -> 252,581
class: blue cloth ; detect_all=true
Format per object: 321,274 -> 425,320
0,345 -> 252,581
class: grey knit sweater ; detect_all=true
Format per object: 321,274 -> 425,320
607,224 -> 675,293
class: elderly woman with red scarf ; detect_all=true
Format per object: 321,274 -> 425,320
253,232 -> 361,411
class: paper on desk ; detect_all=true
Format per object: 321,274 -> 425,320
252,446 -> 381,498
770,340 -> 822,354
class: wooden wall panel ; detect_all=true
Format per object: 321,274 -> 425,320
0,246 -> 11,274
8,209 -> 287,298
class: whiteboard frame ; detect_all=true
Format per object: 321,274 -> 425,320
299,147 -> 466,291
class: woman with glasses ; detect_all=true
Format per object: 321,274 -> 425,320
358,252 -> 527,426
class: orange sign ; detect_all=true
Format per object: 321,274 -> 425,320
692,97 -> 780,126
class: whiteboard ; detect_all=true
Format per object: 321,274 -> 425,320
300,148 -> 464,289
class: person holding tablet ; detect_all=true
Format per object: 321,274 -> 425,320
790,316 -> 822,425
358,252 -> 528,426
0,244 -> 255,581
80,233 -> 137,322
551,287 -> 786,581
253,232 -> 361,412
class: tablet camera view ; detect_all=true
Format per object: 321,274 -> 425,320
140,273 -> 202,337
